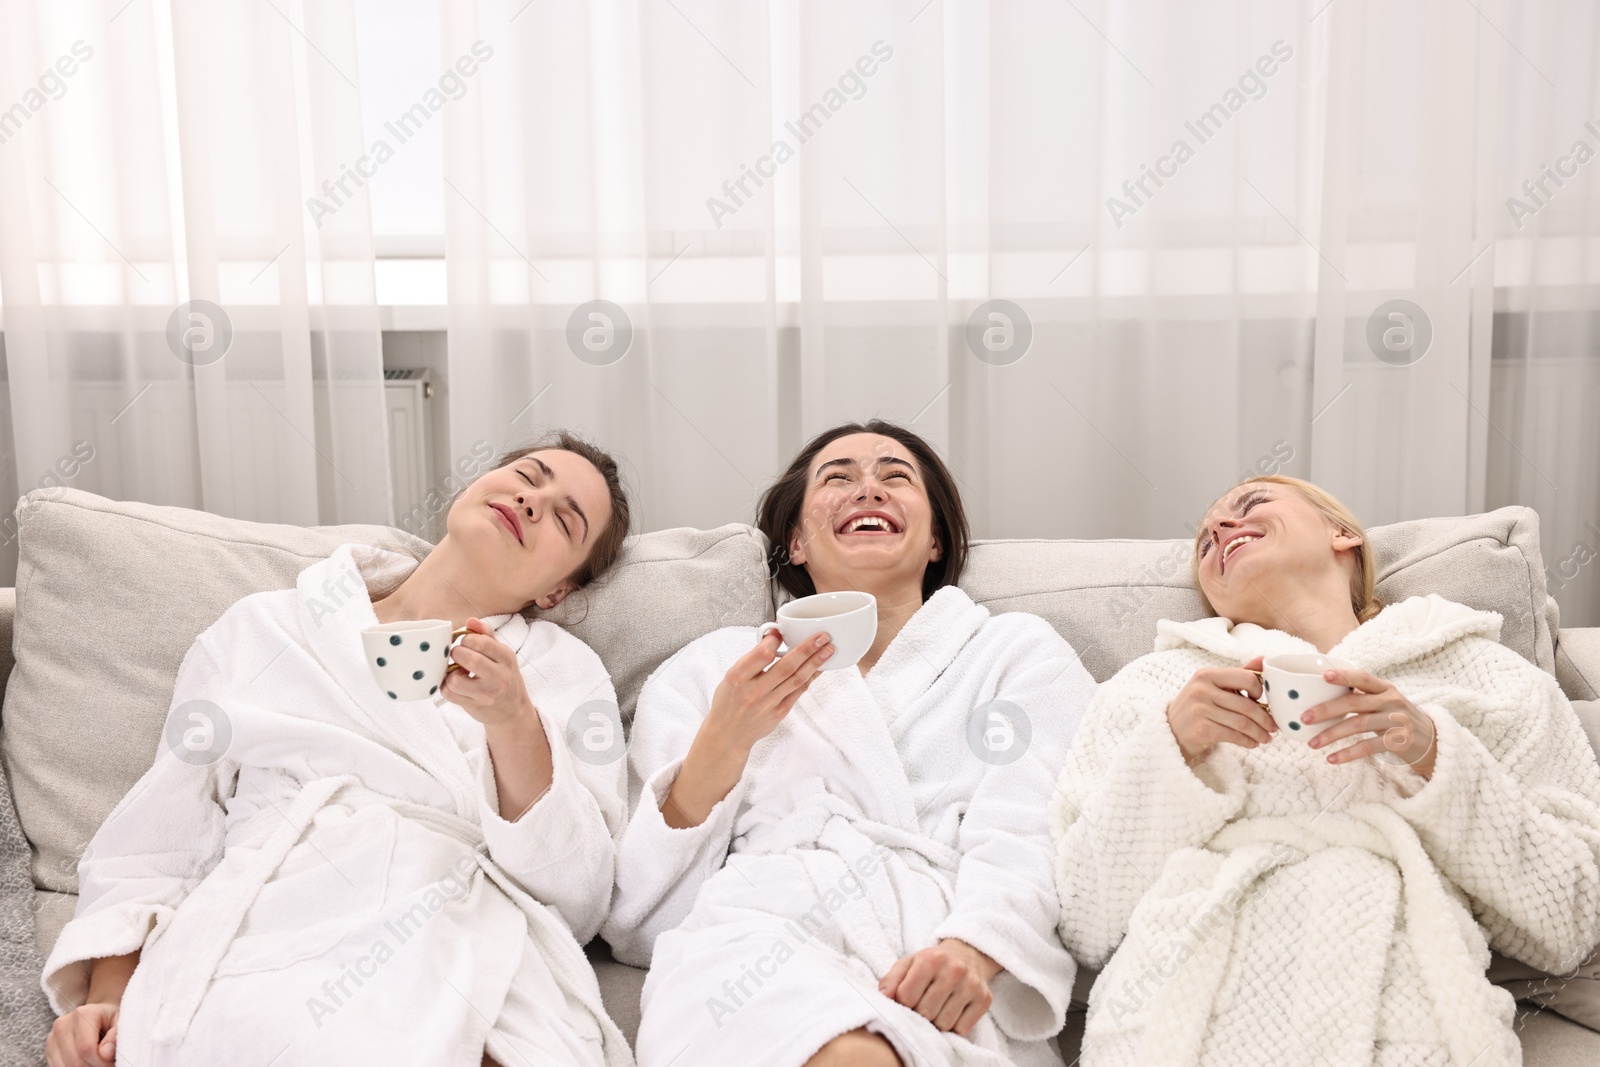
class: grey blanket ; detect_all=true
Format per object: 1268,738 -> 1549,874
0,758 -> 49,1067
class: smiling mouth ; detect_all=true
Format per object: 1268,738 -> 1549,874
1221,533 -> 1261,571
490,503 -> 523,544
837,514 -> 901,536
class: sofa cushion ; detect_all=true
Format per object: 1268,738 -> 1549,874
0,488 -> 770,926
960,506 -> 1559,682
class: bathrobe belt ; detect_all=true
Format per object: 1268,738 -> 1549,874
737,792 -> 962,875
148,774 -> 486,1044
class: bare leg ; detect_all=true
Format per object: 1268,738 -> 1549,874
803,1027 -> 904,1067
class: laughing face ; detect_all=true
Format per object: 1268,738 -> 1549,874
445,448 -> 614,610
1194,480 -> 1364,620
785,433 -> 942,594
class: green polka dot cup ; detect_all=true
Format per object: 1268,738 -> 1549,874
361,620 -> 471,703
1256,652 -> 1354,744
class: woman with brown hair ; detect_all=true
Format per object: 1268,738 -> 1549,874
607,420 -> 1095,1067
1050,475 -> 1600,1067
44,432 -> 637,1067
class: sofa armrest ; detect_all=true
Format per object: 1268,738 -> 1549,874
1557,627 -> 1600,702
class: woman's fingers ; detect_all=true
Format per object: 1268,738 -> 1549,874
1213,706 -> 1275,746
1209,688 -> 1278,735
68,1010 -> 111,1067
921,979 -> 961,1029
890,953 -> 934,1008
878,955 -> 913,999
1200,667 -> 1262,701
952,993 -> 991,1036
1319,731 -> 1390,764
743,630 -> 784,670
1325,666 -> 1389,694
1302,691 -> 1384,726
759,635 -> 832,694
1196,718 -> 1269,751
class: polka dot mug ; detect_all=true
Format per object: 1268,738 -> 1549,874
1253,652 -> 1356,745
361,620 -> 471,703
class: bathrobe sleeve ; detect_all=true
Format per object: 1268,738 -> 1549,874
931,617 -> 1095,1041
42,631 -> 240,1014
1388,639 -> 1600,974
1048,651 -> 1248,969
603,631 -> 755,967
474,627 -> 625,945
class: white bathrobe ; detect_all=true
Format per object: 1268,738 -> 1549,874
42,543 -> 634,1067
605,586 -> 1095,1067
1050,594 -> 1600,1067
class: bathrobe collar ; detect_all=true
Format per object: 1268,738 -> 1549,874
296,543 -> 526,818
791,585 -> 991,830
1153,593 -> 1502,675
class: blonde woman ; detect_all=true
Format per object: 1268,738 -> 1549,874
1050,475 -> 1600,1067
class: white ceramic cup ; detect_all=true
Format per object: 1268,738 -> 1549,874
760,591 -> 878,671
1257,652 -> 1356,743
361,620 -> 470,702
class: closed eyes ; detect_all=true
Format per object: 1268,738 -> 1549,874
1198,492 -> 1268,556
516,470 -> 572,538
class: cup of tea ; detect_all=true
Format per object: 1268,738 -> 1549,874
361,620 -> 471,702
760,591 -> 878,671
1257,652 -> 1356,743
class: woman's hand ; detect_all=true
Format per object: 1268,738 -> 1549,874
442,618 -> 533,729
705,629 -> 834,755
879,938 -> 1002,1035
1166,656 -> 1277,765
46,1004 -> 117,1067
662,630 -> 833,828
1304,667 -> 1437,778
47,952 -> 138,1067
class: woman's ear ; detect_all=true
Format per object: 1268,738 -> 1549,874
927,535 -> 943,564
533,580 -> 578,611
1331,527 -> 1364,554
787,533 -> 808,567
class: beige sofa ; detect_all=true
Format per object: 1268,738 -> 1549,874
2,488 -> 1599,1064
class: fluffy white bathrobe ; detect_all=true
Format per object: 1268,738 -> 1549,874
1050,594 -> 1600,1067
42,543 -> 633,1067
605,586 -> 1095,1067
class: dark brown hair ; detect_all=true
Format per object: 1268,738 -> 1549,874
756,420 -> 969,602
452,430 -> 632,594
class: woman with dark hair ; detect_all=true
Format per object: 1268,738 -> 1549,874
606,421 -> 1094,1067
43,432 -> 637,1067
1050,476 -> 1600,1067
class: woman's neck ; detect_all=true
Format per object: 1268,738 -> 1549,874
809,574 -> 925,675
1235,574 -> 1362,652
370,542 -> 512,629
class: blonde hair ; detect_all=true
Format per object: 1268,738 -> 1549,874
1191,474 -> 1382,623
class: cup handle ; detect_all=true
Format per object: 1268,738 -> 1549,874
444,625 -> 472,674
757,622 -> 788,653
1245,668 -> 1268,705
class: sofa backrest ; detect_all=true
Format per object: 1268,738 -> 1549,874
0,488 -> 771,907
0,489 -> 1560,922
960,506 -> 1560,684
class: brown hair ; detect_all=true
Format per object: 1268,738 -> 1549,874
451,430 -> 632,594
1191,474 -> 1381,623
757,420 -> 969,602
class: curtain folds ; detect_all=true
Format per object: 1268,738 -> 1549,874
0,0 -> 1596,622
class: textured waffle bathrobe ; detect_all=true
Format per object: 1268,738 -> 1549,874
1050,594 -> 1600,1067
606,586 -> 1096,1067
42,544 -> 634,1067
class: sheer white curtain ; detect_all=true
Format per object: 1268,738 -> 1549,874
434,0 -> 1599,624
0,0 -> 391,584
1,0 -> 1596,623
